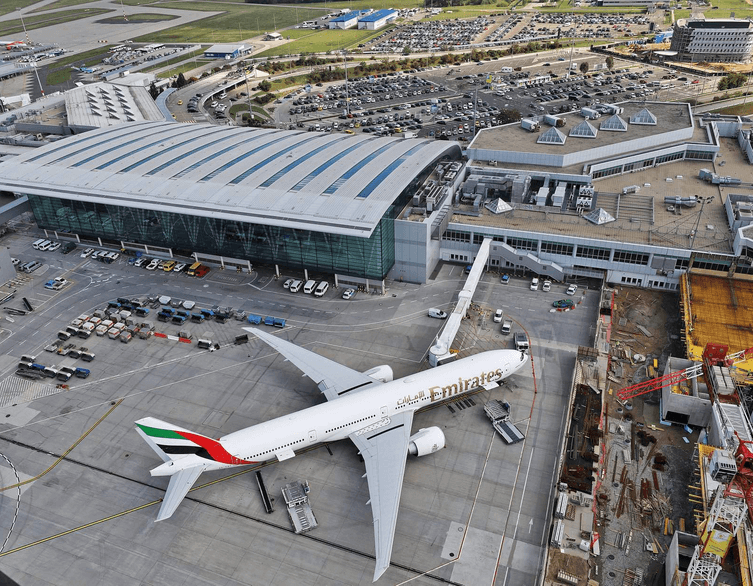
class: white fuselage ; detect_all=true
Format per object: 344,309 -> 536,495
215,349 -> 528,466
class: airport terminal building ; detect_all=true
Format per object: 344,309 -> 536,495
0,122 -> 461,286
0,103 -> 752,292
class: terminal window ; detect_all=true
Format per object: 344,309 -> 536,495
613,250 -> 649,265
576,245 -> 610,261
444,230 -> 471,243
506,237 -> 537,252
541,241 -> 574,256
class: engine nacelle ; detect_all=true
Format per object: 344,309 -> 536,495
408,427 -> 446,457
363,364 -> 393,383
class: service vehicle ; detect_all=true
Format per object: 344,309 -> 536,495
428,308 -> 448,319
493,309 -> 504,323
530,277 -> 539,291
566,284 -> 578,295
514,332 -> 529,352
342,288 -> 355,300
542,281 -> 551,292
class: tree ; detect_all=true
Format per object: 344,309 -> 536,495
717,72 -> 748,91
175,73 -> 187,89
258,79 -> 272,92
148,82 -> 159,100
497,109 -> 521,124
605,56 -> 614,71
579,61 -> 589,75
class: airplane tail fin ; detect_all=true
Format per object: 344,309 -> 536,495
135,417 -> 226,521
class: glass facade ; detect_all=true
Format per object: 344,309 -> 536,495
27,192 -> 414,280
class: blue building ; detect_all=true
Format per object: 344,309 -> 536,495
358,9 -> 398,30
329,11 -> 370,30
203,44 -> 246,60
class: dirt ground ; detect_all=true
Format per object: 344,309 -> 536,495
597,286 -> 699,586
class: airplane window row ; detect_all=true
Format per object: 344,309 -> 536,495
326,414 -> 376,434
253,437 -> 305,459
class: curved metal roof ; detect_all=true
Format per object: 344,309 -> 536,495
0,122 -> 461,237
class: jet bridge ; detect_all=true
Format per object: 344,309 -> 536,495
429,238 -> 492,367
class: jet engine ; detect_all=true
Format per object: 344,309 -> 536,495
363,365 -> 394,383
408,427 -> 446,457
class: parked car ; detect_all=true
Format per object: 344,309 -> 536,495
428,308 -> 447,319
500,274 -> 510,284
283,278 -> 294,289
146,259 -> 160,270
566,284 -> 578,295
542,280 -> 551,292
553,299 -> 575,309
501,319 -> 512,335
493,309 -> 503,323
47,241 -> 61,252
44,277 -> 69,291
342,288 -> 355,300
530,277 -> 539,291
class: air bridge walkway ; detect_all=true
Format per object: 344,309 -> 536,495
428,235 -> 565,366
429,237 -> 492,367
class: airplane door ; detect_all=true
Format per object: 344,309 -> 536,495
380,406 -> 388,417
308,430 -> 316,442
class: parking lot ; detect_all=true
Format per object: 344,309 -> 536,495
357,11 -> 656,54
0,232 -> 598,585
270,53 -> 699,141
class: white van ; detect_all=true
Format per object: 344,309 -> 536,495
314,281 -> 329,297
303,279 -> 317,294
37,240 -> 52,251
32,238 -> 46,249
289,280 -> 303,293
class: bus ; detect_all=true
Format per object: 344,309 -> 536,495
186,262 -> 202,276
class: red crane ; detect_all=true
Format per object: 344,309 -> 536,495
616,343 -> 731,402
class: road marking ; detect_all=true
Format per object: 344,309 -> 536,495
0,376 -> 63,408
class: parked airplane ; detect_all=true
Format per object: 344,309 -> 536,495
136,327 -> 529,581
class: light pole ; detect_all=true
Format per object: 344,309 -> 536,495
18,10 -> 43,96
741,70 -> 753,108
243,65 -> 253,125
343,49 -> 350,117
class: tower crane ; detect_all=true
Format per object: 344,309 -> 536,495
681,438 -> 753,586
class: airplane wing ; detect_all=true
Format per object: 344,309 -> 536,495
246,327 -> 381,402
349,410 -> 414,582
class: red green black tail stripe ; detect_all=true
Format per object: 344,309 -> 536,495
136,423 -> 253,465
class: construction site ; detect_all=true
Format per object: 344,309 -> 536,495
543,271 -> 753,586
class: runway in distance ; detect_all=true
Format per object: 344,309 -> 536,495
135,327 -> 529,581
